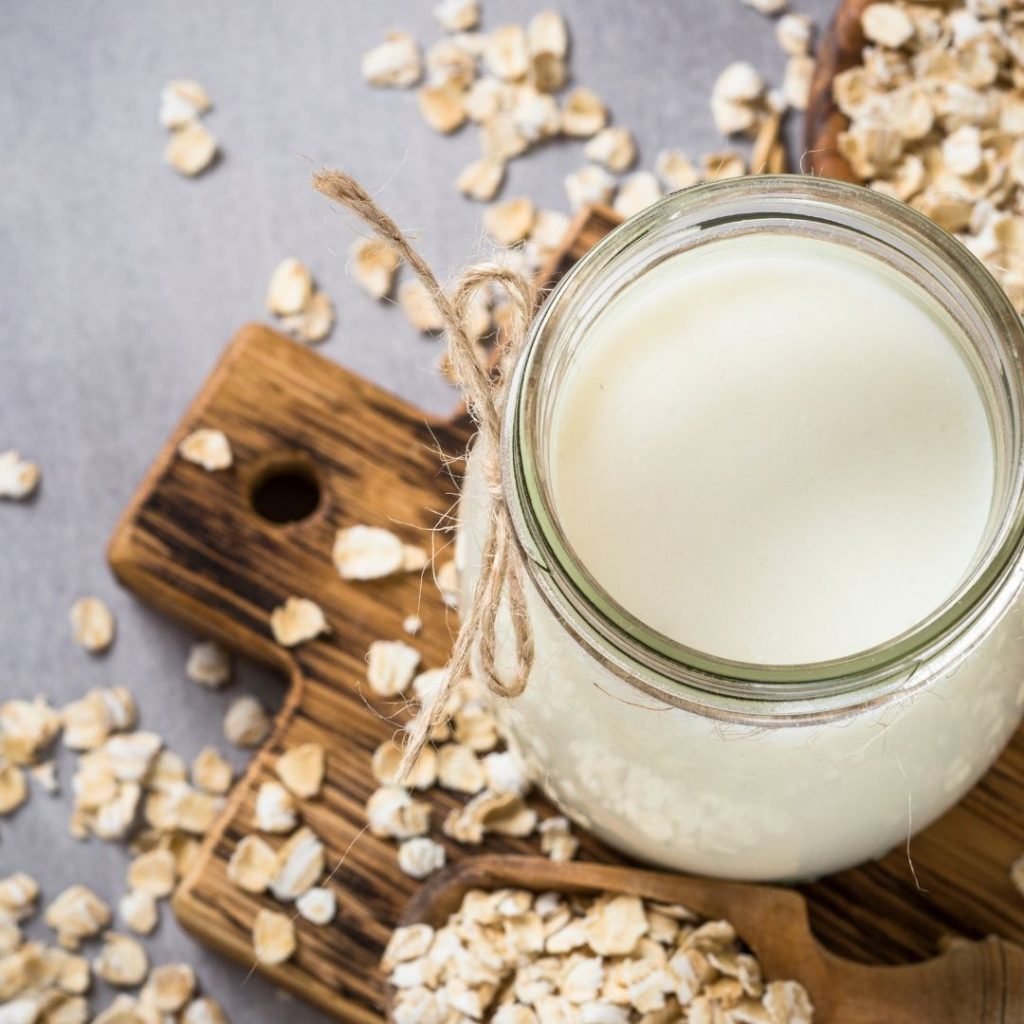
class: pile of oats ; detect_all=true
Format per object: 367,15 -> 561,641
0,871 -> 229,1024
161,80 -> 219,178
385,888 -> 814,1024
833,0 -> 1024,311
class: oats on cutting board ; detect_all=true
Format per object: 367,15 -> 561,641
178,429 -> 233,471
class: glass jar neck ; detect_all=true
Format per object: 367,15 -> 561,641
502,176 -> 1024,718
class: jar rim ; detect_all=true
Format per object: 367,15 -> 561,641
503,175 -> 1024,717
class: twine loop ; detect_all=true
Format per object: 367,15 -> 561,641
313,170 -> 537,780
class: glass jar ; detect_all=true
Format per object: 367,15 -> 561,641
457,176 -> 1024,882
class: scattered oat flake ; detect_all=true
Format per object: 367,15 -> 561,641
743,0 -> 787,12
182,997 -> 229,1024
436,558 -> 459,608
159,80 -> 212,129
186,640 -> 232,688
782,55 -> 813,112
613,171 -> 663,219
398,837 -> 447,879
0,450 -> 40,500
456,157 -> 505,202
275,742 -> 325,799
334,524 -> 405,580
119,889 -> 158,935
296,886 -> 337,926
372,738 -> 438,789
861,3 -> 914,48
93,932 -> 149,987
223,696 -> 270,748
270,825 -> 325,901
0,763 -> 27,815
483,196 -> 536,247
561,87 -> 607,137
253,909 -> 296,966
270,596 -> 328,647
367,640 -> 422,698
266,258 -> 314,316
584,126 -> 637,173
398,278 -> 446,332
402,545 -> 429,572
402,614 -> 423,636
282,289 -> 335,345
565,164 -> 616,210
228,834 -> 279,894
192,747 -> 233,795
351,237 -> 401,300
165,121 -> 218,177
178,429 -> 232,471
127,848 -> 177,898
528,10 -> 569,58
366,785 -> 431,839
69,597 -> 115,654
438,743 -> 486,794
484,25 -> 530,81
434,0 -> 479,32
142,963 -> 196,1012
776,13 -> 813,56
539,816 -> 579,862
45,885 -> 111,950
255,779 -> 297,833
418,81 -> 467,133
363,31 -> 423,88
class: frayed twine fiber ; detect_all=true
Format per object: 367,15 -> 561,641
313,169 -> 537,781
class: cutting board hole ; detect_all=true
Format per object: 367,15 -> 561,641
250,457 -> 322,524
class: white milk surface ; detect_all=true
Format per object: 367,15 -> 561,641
551,234 -> 996,665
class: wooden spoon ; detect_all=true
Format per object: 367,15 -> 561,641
805,0 -> 872,182
393,855 -> 1024,1023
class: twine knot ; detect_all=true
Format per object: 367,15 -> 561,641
313,169 -> 537,781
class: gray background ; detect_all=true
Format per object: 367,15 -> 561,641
0,1 -> 833,1019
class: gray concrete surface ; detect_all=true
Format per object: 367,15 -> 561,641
0,1 -> 835,1019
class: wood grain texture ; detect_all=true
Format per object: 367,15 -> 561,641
399,857 -> 1024,1023
108,206 -> 1024,1022
805,0 -> 872,182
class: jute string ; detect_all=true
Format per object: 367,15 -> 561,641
313,169 -> 537,780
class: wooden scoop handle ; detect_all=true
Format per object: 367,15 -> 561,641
823,936 -> 1024,1023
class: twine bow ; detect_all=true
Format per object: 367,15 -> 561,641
313,170 -> 537,780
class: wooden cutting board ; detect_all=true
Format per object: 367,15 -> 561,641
108,206 -> 1024,1022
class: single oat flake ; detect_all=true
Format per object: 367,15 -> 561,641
178,429 -> 233,471
191,747 -> 233,795
266,258 -> 314,317
165,121 -> 218,177
159,80 -> 212,129
398,278 -> 445,332
127,848 -> 177,898
269,826 -> 325,901
363,32 -> 423,88
93,932 -> 149,987
270,596 -> 328,647
397,836 -> 447,879
434,0 -> 480,32
560,87 -> 607,137
252,909 -> 296,966
333,524 -> 405,580
367,639 -> 422,698
223,696 -> 270,748
142,963 -> 196,1013
227,834 -> 279,894
456,158 -> 505,202
255,779 -> 298,833
296,886 -> 337,926
0,450 -> 41,500
69,597 -> 115,654
351,237 -> 401,300
45,885 -> 111,950
186,640 -> 232,688
483,197 -> 536,246
119,889 -> 159,935
182,997 -> 229,1024
275,742 -> 325,799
